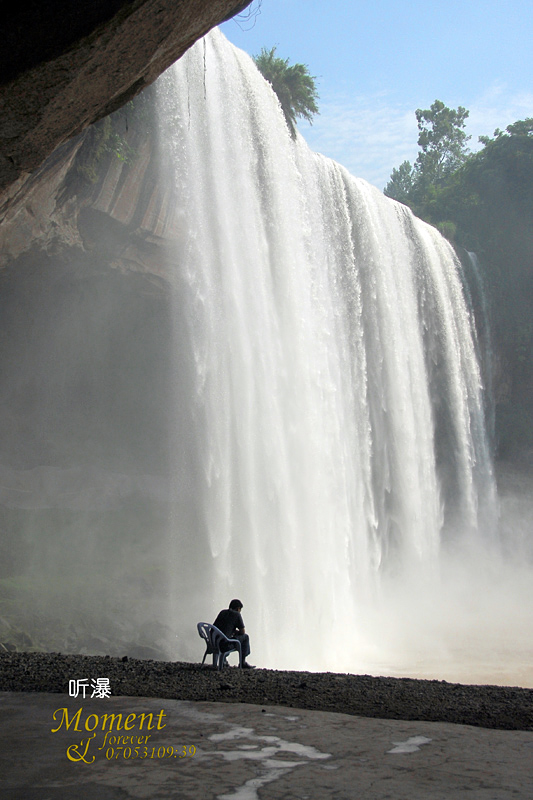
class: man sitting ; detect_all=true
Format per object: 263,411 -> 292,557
213,599 -> 254,668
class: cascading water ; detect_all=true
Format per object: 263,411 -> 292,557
155,30 -> 520,680
465,250 -> 495,448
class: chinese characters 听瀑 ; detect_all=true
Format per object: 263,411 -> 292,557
69,678 -> 111,699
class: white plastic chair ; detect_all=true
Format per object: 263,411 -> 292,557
197,622 -> 243,669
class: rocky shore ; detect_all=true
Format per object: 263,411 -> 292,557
1,651 -> 532,731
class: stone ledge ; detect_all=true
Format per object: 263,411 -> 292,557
0,0 -> 251,202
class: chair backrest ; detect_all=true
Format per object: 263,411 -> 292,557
197,621 -> 242,668
208,624 -> 233,651
197,622 -> 240,651
197,622 -> 216,651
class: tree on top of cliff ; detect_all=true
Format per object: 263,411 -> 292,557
414,100 -> 471,186
253,46 -> 319,138
385,100 -> 471,205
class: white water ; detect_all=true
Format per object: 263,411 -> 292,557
156,31 -> 532,684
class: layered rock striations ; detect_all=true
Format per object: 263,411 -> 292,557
0,97 -> 185,657
0,90 -> 178,272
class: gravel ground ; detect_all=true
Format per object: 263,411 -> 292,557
1,651 -> 532,731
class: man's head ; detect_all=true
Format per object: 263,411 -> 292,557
229,598 -> 243,611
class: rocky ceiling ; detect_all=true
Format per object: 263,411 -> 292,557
0,0 -> 252,211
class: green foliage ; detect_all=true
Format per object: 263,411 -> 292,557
385,108 -> 533,457
106,130 -> 136,164
479,117 -> 533,145
436,220 -> 457,242
74,116 -> 134,186
414,100 -> 470,185
385,100 -> 471,209
72,88 -> 156,189
75,117 -> 113,185
384,160 -> 415,205
253,46 -> 319,138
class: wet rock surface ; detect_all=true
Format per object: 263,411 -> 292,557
1,651 -> 532,731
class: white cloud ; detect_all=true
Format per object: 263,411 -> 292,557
301,85 -> 533,191
301,92 -> 419,190
467,83 -> 533,148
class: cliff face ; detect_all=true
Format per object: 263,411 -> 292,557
0,0 -> 251,209
0,98 -> 187,657
1,91 -> 179,271
0,0 -> 247,656
0,90 -> 183,467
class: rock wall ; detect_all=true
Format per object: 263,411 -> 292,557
0,90 -> 178,273
0,0 -> 251,209
0,96 -> 188,656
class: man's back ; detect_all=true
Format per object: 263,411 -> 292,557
213,608 -> 243,638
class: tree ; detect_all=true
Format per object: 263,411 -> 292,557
414,100 -> 471,186
479,117 -> 533,145
387,114 -> 533,456
384,101 -> 472,216
253,46 -> 319,138
384,160 -> 415,204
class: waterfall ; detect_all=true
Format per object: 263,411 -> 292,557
157,30 -> 499,674
465,250 -> 495,450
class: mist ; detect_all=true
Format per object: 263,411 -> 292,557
0,31 -> 531,689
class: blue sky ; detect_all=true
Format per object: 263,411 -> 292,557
221,0 -> 533,189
